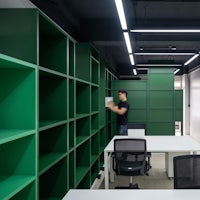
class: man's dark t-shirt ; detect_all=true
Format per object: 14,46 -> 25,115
117,101 -> 129,125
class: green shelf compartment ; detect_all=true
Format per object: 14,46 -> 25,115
0,65 -> 36,132
10,182 -> 35,200
69,79 -> 75,119
69,121 -> 75,151
0,9 -> 37,64
69,151 -> 75,189
91,58 -> 99,85
76,117 -> 90,146
91,160 -> 100,184
91,86 -> 99,112
68,39 -> 75,77
91,114 -> 99,136
76,81 -> 90,115
39,158 -> 67,199
76,171 -> 91,189
39,70 -> 67,129
0,135 -> 35,200
100,127 -> 107,153
75,43 -> 91,82
91,133 -> 100,164
39,14 -> 67,74
76,141 -> 90,186
99,153 -> 104,169
39,124 -> 67,174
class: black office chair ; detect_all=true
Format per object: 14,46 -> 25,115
113,138 -> 149,189
127,123 -> 152,171
174,155 -> 200,189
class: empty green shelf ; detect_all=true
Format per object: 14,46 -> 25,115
39,120 -> 67,131
39,152 -> 67,175
91,155 -> 99,165
76,167 -> 89,186
0,129 -> 35,145
76,136 -> 90,147
0,175 -> 35,200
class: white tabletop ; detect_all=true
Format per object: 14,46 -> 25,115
63,189 -> 200,200
104,135 -> 200,153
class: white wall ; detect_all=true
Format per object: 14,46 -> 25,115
0,0 -> 35,8
190,68 -> 200,142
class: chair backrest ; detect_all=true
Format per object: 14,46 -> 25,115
174,155 -> 200,189
127,123 -> 146,138
113,139 -> 147,176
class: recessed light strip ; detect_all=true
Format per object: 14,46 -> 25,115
133,68 -> 137,75
174,69 -> 180,74
134,52 -> 195,56
136,64 -> 182,67
184,54 -> 199,65
123,32 -> 132,54
129,54 -> 135,65
131,29 -> 200,33
114,0 -> 127,30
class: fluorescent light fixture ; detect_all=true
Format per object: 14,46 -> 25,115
131,29 -> 200,33
134,52 -> 195,56
114,0 -> 127,30
133,68 -> 137,75
184,54 -> 199,65
123,32 -> 132,54
136,64 -> 182,67
129,54 -> 135,65
174,69 -> 180,74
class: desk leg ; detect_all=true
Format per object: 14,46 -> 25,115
104,151 -> 109,189
166,152 -> 190,178
110,154 -> 114,182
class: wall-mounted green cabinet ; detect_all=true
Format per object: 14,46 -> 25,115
0,8 -> 115,199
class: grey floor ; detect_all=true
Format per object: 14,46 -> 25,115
99,153 -> 173,189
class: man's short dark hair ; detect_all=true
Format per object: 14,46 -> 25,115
118,89 -> 128,97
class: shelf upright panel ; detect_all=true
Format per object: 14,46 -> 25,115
68,39 -> 75,77
39,13 -> 67,74
69,151 -> 75,189
69,78 -> 75,120
0,9 -> 37,64
91,133 -> 100,165
39,70 -> 67,130
39,158 -> 68,199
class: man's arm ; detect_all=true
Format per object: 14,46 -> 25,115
108,102 -> 127,115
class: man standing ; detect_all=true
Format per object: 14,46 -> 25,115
108,89 -> 129,135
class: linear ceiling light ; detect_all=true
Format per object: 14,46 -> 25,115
131,29 -> 200,33
133,68 -> 137,75
184,54 -> 199,65
129,54 -> 135,65
134,52 -> 195,56
136,64 -> 182,67
123,32 -> 132,54
114,0 -> 127,30
174,69 -> 180,74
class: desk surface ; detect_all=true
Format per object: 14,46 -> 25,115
104,135 -> 200,152
63,189 -> 200,200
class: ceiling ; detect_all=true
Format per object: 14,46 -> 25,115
30,0 -> 200,79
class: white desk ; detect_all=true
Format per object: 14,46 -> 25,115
104,135 -> 200,189
63,189 -> 200,200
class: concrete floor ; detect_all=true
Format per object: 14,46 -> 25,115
97,153 -> 174,189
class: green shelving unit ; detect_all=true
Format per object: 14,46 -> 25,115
0,8 -> 117,199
